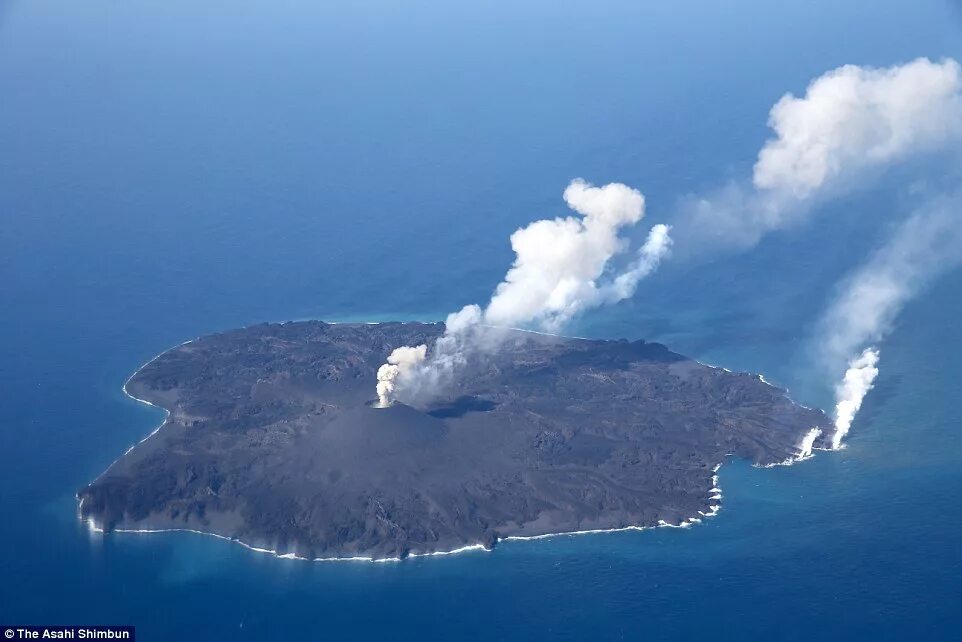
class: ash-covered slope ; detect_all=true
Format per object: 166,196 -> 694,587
79,321 -> 830,559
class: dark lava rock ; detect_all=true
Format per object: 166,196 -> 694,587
78,321 -> 830,559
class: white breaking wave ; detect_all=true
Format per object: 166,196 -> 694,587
81,391 -> 727,562
82,480 -> 724,563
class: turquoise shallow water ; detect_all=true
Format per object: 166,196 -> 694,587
2,1 -> 962,639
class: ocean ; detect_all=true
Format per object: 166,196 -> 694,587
2,0 -> 961,639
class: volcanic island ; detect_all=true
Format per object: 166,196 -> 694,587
78,321 -> 831,560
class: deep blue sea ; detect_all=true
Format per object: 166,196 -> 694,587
2,1 -> 962,639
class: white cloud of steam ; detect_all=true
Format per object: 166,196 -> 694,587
798,427 -> 823,460
678,58 -> 962,251
675,60 -> 962,450
484,179 -> 653,332
754,58 -> 962,199
445,304 -> 483,334
831,348 -> 879,450
387,306 -> 489,405
377,58 -> 962,412
375,344 -> 427,407
819,195 -> 962,370
603,223 -> 673,304
376,179 -> 673,406
819,194 -> 962,447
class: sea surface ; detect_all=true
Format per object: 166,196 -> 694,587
2,1 -> 962,639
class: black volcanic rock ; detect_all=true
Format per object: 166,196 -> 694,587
78,321 -> 831,559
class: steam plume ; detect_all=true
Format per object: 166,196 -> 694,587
376,58 -> 962,416
676,58 -> 962,446
375,345 -> 427,407
484,179 -> 658,332
603,223 -> 673,303
819,195 -> 962,447
679,58 -> 962,250
754,58 -> 962,199
797,427 -> 823,460
376,179 -> 672,405
831,348 -> 879,449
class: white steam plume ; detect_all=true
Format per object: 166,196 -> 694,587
831,348 -> 879,449
820,195 -> 962,447
375,345 -> 427,407
671,58 -> 962,450
603,223 -> 673,304
820,195 -> 962,369
484,179 -> 661,332
797,427 -> 823,460
377,58 -> 962,412
384,305 -> 485,405
376,179 -> 672,405
754,58 -> 962,199
679,58 -> 962,250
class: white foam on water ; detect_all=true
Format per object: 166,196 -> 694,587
80,463 -> 729,563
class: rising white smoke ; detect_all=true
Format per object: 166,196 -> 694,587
603,223 -> 673,304
819,197 -> 962,369
797,427 -> 823,460
375,345 -> 427,407
375,179 -> 672,405
831,348 -> 880,449
679,57 -> 962,250
766,59 -> 962,446
386,305 -> 486,405
754,58 -> 962,199
675,58 -> 962,446
484,179 -> 653,332
376,58 -> 962,415
819,195 -> 962,447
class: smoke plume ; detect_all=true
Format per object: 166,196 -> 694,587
679,58 -> 962,251
376,179 -> 672,405
754,58 -> 962,199
376,345 -> 427,407
679,58 -> 962,446
375,58 -> 962,423
484,179 -> 656,332
818,194 -> 962,447
797,427 -> 823,460
603,223 -> 673,304
831,348 -> 880,449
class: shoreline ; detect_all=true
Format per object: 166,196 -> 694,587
78,317 -> 823,564
82,462 -> 725,564
82,338 -> 197,490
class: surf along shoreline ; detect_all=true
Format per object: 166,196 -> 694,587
77,320 -> 822,563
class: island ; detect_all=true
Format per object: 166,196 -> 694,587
78,321 -> 831,560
